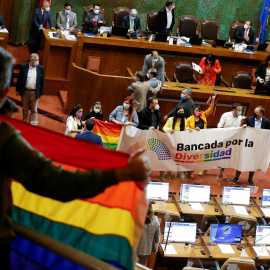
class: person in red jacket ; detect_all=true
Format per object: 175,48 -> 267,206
197,54 -> 221,86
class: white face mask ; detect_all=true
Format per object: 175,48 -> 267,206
34,61 -> 39,67
171,5 -> 175,9
244,24 -> 248,29
45,7 -> 50,12
154,104 -> 160,110
94,107 -> 100,113
65,9 -> 71,15
123,103 -> 130,109
130,16 -> 136,20
94,9 -> 99,14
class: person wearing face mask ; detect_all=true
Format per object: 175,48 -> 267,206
197,54 -> 221,86
161,106 -> 187,180
231,106 -> 270,186
186,95 -> 216,176
146,68 -> 162,99
155,0 -> 175,34
28,1 -> 55,54
65,104 -> 85,136
56,3 -> 77,30
83,3 -> 106,33
109,96 -> 139,127
122,9 -> 141,33
234,20 -> 255,45
164,87 -> 194,121
255,54 -> 270,94
142,51 -> 165,85
16,53 -> 44,126
138,98 -> 161,130
84,101 -> 103,121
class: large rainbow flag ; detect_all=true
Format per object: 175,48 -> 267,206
93,119 -> 122,149
0,115 -> 147,270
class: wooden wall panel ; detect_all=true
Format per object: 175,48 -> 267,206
0,0 -> 15,30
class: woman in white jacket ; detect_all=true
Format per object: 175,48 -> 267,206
65,104 -> 85,136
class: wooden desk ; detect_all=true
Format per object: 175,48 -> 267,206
40,30 -> 77,80
215,197 -> 262,218
254,199 -> 270,218
75,34 -> 268,85
0,31 -> 9,49
152,199 -> 180,218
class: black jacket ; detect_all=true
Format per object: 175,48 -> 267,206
245,115 -> 270,129
167,98 -> 194,118
155,6 -> 175,33
121,15 -> 141,32
234,26 -> 255,45
0,15 -> 5,29
255,62 -> 268,89
16,63 -> 44,99
138,107 -> 162,130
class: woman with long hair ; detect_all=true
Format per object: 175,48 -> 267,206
255,54 -> 270,93
84,101 -> 103,121
136,203 -> 160,265
65,104 -> 85,136
109,96 -> 139,127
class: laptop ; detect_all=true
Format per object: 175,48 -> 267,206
154,33 -> 169,42
139,31 -> 152,38
209,224 -> 242,244
146,182 -> 169,200
189,36 -> 202,45
112,26 -> 128,37
257,43 -> 269,51
180,184 -> 211,203
214,39 -> 226,47
261,189 -> 270,206
255,226 -> 270,245
222,186 -> 251,205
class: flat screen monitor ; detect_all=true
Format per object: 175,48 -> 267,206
146,182 -> 169,200
222,187 -> 251,205
209,224 -> 242,244
180,184 -> 211,203
261,189 -> 270,207
164,222 -> 197,243
255,226 -> 270,245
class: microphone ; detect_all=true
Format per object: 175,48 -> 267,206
103,70 -> 120,75
208,226 -> 229,246
163,213 -> 172,253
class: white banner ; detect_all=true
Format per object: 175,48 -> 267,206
117,127 -> 270,172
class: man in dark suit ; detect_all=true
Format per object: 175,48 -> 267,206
234,20 -> 255,45
122,9 -> 141,33
155,0 -> 175,34
0,15 -> 6,29
231,106 -> 270,186
28,1 -> 55,53
83,4 -> 106,33
16,53 -> 44,125
75,119 -> 104,146
138,98 -> 161,130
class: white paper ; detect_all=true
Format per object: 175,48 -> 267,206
161,244 -> 177,254
48,32 -> 60,39
169,37 -> 174,45
99,26 -> 112,35
254,246 -> 269,257
192,62 -> 202,73
65,35 -> 77,41
149,35 -> 153,42
180,36 -> 190,42
0,28 -> 8,33
240,248 -> 249,257
244,50 -> 253,54
176,37 -> 182,45
266,246 -> 270,252
218,244 -> 235,254
189,203 -> 204,211
233,205 -> 248,215
262,208 -> 270,216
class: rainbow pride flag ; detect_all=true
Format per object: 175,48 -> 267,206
0,115 -> 147,270
93,119 -> 122,149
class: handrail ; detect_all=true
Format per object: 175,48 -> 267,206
13,221 -> 118,270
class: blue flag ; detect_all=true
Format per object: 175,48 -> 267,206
259,0 -> 270,44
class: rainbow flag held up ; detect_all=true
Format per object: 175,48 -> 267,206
93,119 -> 122,149
0,115 -> 148,270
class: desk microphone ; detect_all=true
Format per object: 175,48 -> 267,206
103,69 -> 120,75
208,227 -> 229,247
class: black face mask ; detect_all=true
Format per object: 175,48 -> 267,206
253,112 -> 258,118
177,112 -> 185,118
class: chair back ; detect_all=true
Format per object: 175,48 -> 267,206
146,10 -> 158,32
228,22 -> 244,41
199,18 -> 219,40
83,5 -> 105,22
174,62 -> 194,83
220,258 -> 255,270
232,18 -> 245,24
86,56 -> 101,73
177,15 -> 199,37
112,7 -> 130,27
232,71 -> 252,89
227,213 -> 257,235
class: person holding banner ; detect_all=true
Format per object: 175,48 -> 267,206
197,54 -> 221,86
186,95 -> 216,176
161,106 -> 187,180
231,106 -> 270,186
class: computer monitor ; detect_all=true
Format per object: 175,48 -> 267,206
164,222 -> 197,243
255,226 -> 270,245
180,184 -> 211,203
209,224 -> 242,244
146,182 -> 169,200
222,187 -> 251,205
261,189 -> 270,206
